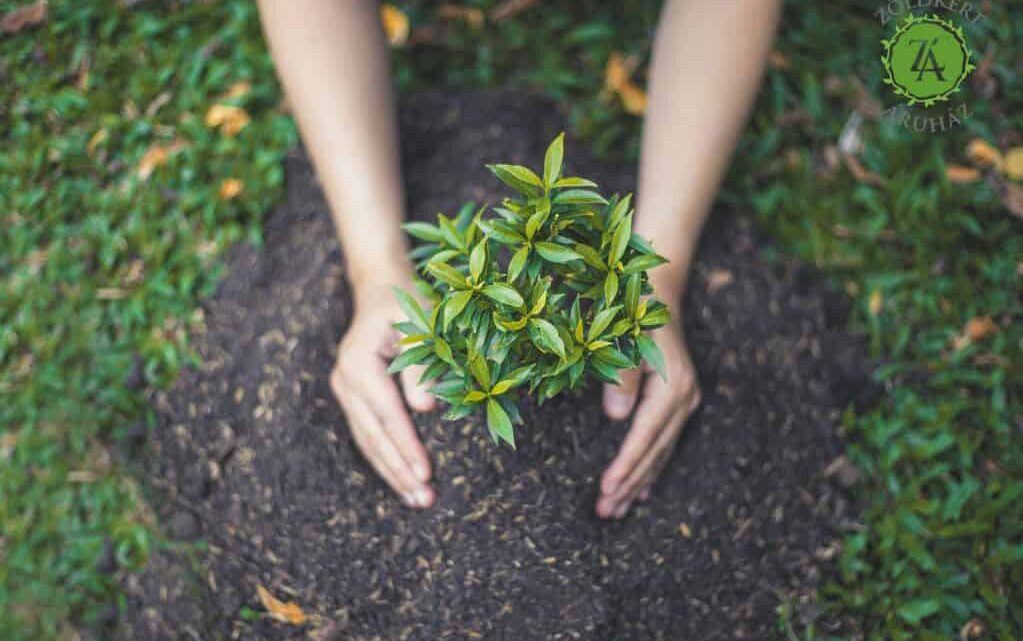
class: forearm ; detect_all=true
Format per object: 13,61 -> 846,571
257,0 -> 410,298
636,0 -> 781,301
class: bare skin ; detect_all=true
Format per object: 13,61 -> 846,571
257,0 -> 781,517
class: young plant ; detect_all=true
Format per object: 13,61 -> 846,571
390,133 -> 672,448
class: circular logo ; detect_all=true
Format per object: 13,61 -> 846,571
882,14 -> 974,107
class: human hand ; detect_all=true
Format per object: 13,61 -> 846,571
596,306 -> 701,519
330,280 -> 437,508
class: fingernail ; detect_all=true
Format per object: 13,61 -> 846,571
412,461 -> 429,482
402,492 -> 417,507
414,488 -> 431,508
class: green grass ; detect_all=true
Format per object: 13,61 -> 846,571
1,1 -> 1020,639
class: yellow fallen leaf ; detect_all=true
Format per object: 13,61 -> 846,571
87,128 -> 108,156
945,164 -> 981,184
604,52 -> 647,115
767,49 -> 789,70
205,104 -> 250,136
1004,147 -> 1023,180
965,138 -> 1003,171
0,0 -> 48,34
604,52 -> 630,91
256,585 -> 307,625
137,139 -> 188,180
678,522 -> 692,538
952,315 -> 998,351
868,289 -> 883,316
221,80 -> 252,102
705,268 -> 734,293
219,178 -> 244,201
380,4 -> 409,47
618,82 -> 647,116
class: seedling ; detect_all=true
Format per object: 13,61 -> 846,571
391,133 -> 671,447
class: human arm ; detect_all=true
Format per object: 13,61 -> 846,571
597,0 -> 782,518
257,0 -> 435,508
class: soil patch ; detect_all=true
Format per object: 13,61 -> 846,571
117,89 -> 872,641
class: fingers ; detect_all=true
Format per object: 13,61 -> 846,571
400,363 -> 437,413
600,372 -> 679,497
603,368 -> 642,420
597,407 -> 685,518
345,358 -> 432,484
338,391 -> 434,508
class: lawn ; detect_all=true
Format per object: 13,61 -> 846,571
1,1 -> 1020,640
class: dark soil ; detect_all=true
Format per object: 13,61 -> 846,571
117,90 -> 873,641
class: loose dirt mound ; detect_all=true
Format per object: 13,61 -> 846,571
118,90 -> 872,641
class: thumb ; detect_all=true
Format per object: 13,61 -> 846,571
603,368 -> 641,420
400,364 -> 437,413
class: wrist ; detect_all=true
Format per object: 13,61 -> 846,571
349,260 -> 416,308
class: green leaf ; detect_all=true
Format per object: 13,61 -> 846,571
469,240 -> 487,283
607,193 -> 632,231
572,243 -> 607,271
636,334 -> 667,382
463,390 -> 488,403
486,398 -> 515,447
543,133 -> 564,188
625,273 -> 641,316
554,176 -> 598,189
437,213 -> 465,250
622,253 -> 668,274
393,287 -> 430,332
482,282 -> 524,307
535,241 -> 582,264
506,245 -> 529,282
530,318 -> 566,358
402,221 -> 444,242
609,213 -> 633,266
592,345 -> 634,369
525,209 -> 548,240
433,336 -> 456,366
469,354 -> 491,390
418,360 -> 448,384
386,344 -> 434,374
604,269 -> 619,304
443,289 -> 474,330
478,219 -> 524,244
588,305 -> 622,342
553,189 -> 608,206
487,163 -> 543,197
896,599 -> 941,625
427,261 -> 468,290
639,305 -> 672,328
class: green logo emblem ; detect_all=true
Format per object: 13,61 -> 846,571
882,14 -> 974,107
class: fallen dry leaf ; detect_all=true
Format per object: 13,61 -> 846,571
705,268 -> 734,293
678,522 -> 692,538
219,178 -> 244,201
437,4 -> 485,29
488,0 -> 540,22
1,0 -> 48,35
945,164 -> 981,184
960,618 -> 985,641
87,128 -> 108,156
221,80 -> 252,102
966,138 -> 1003,171
380,4 -> 409,47
205,104 -> 250,136
1003,147 -> 1023,180
617,83 -> 647,116
767,49 -> 789,70
256,585 -> 307,625
841,152 -> 886,187
96,287 -> 127,300
604,52 -> 647,115
1002,181 -> 1023,220
952,315 -> 998,351
137,138 -> 188,180
868,289 -> 883,316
